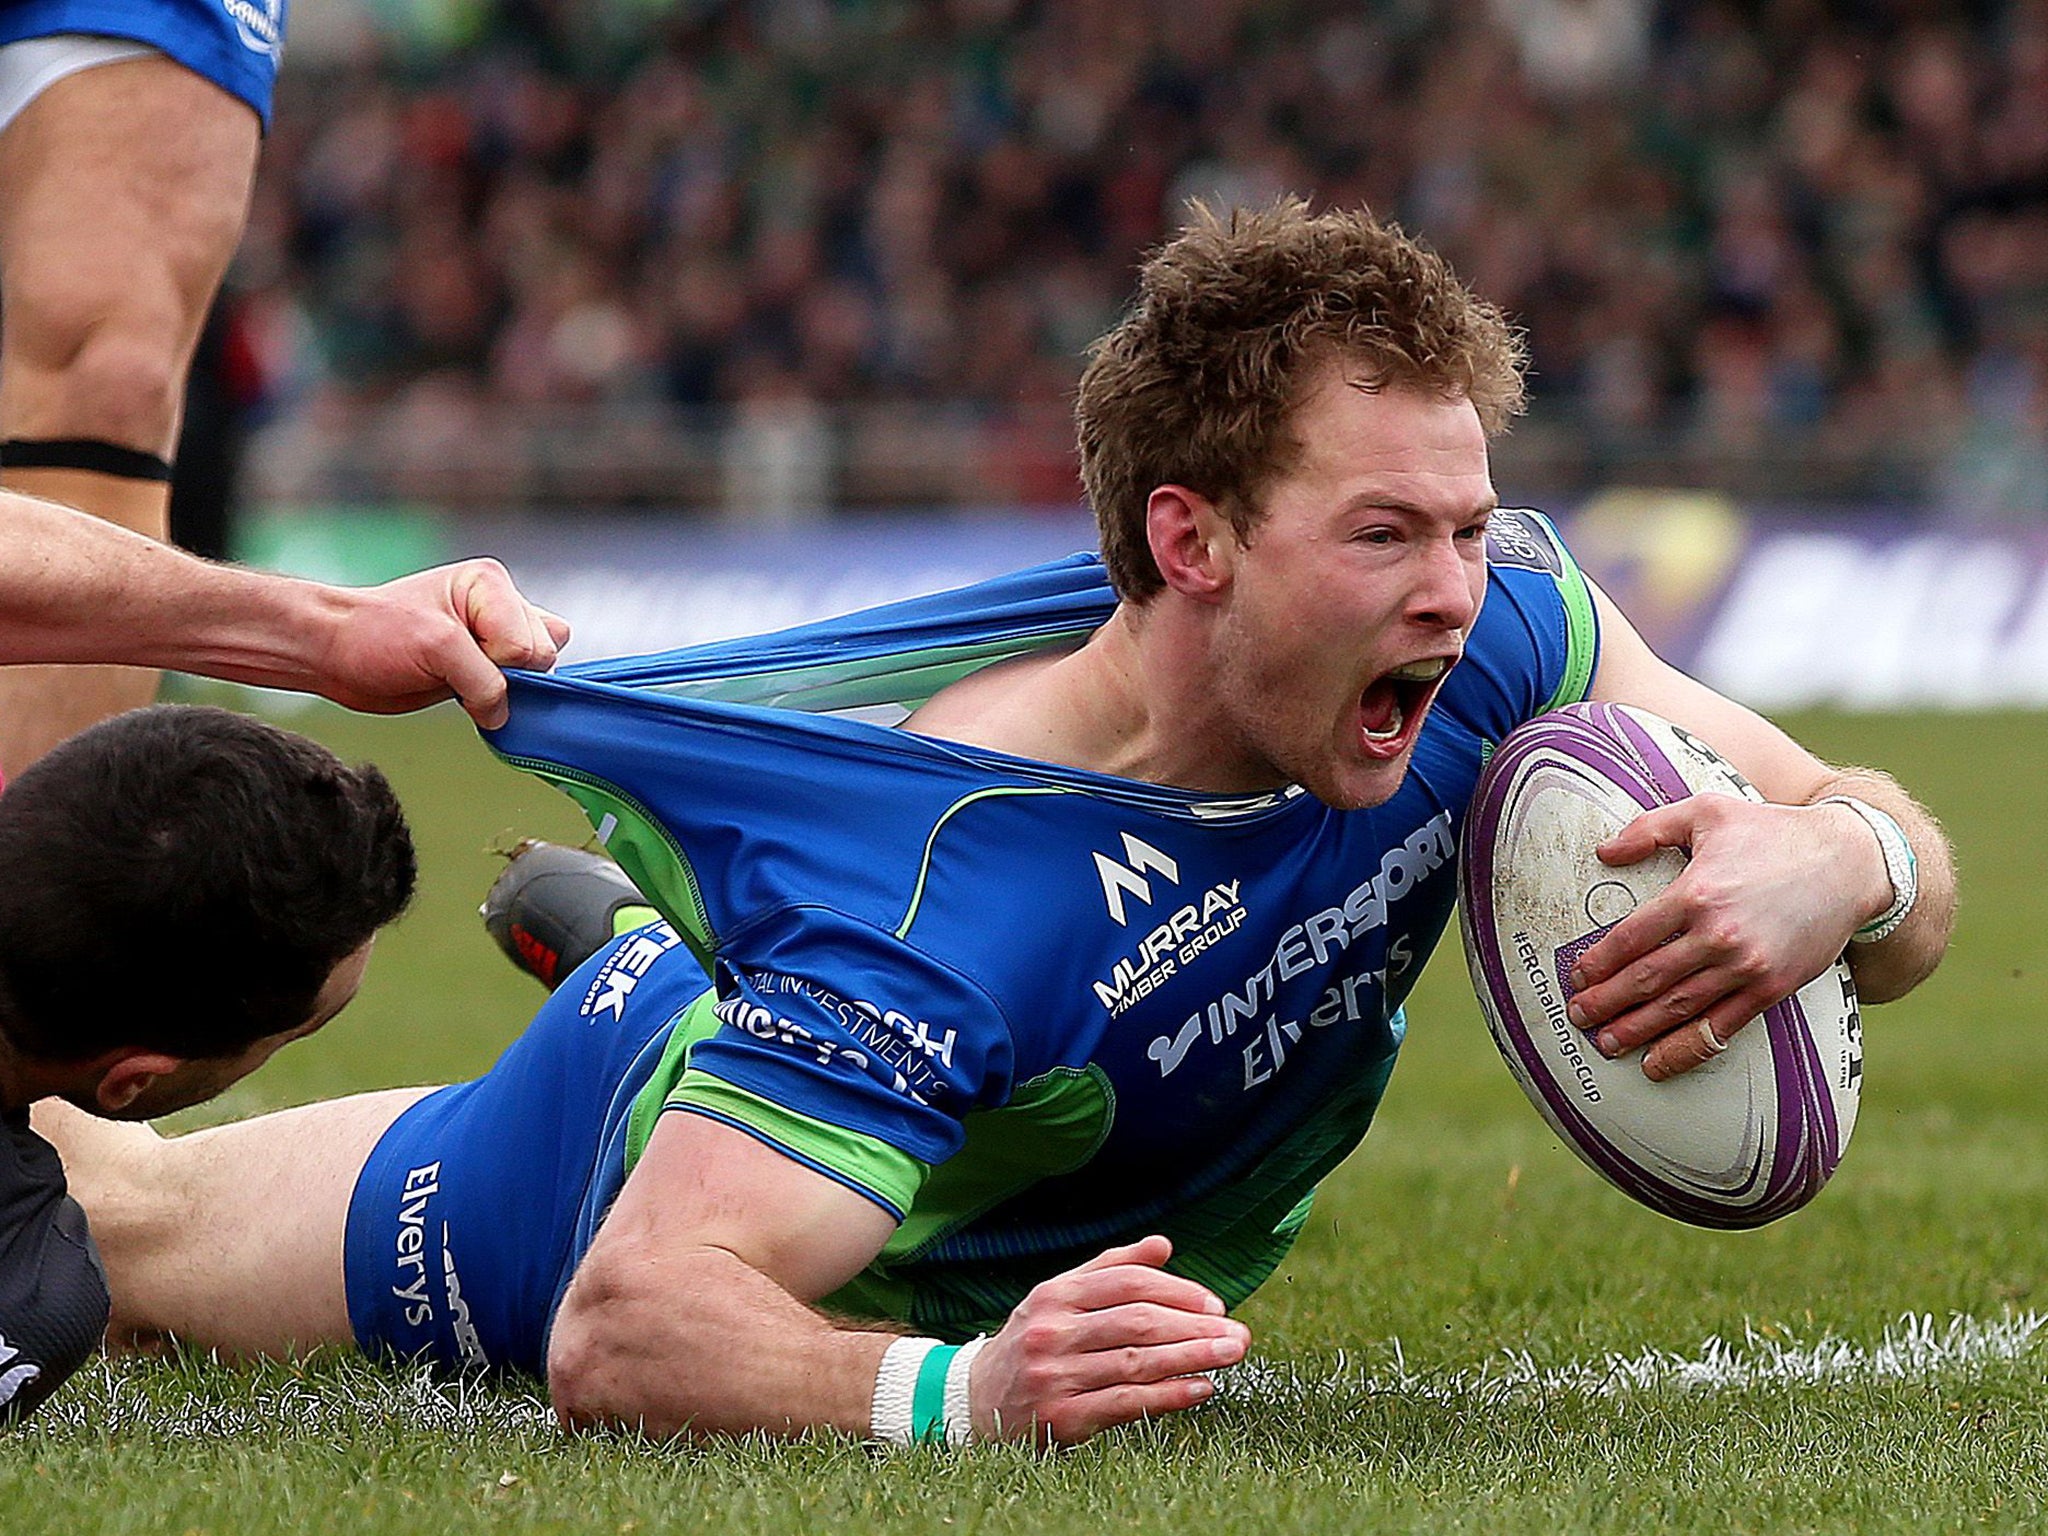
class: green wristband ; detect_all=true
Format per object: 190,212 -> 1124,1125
911,1343 -> 960,1444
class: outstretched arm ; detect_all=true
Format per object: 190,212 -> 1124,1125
0,490 -> 568,727
1569,581 -> 1955,1081
547,1111 -> 1249,1445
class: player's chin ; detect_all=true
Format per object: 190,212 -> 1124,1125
1310,743 -> 1417,811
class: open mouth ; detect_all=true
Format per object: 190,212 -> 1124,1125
1357,656 -> 1454,758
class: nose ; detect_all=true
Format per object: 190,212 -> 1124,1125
1408,536 -> 1481,632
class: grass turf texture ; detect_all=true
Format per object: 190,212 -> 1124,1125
8,702 -> 2046,1533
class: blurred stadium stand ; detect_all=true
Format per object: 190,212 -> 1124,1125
239,0 -> 2048,519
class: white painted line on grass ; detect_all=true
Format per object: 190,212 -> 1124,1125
34,1357 -> 558,1441
1222,1310 -> 2048,1408
28,1312 -> 2045,1440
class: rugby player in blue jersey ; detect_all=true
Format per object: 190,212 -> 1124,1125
50,202 -> 1955,1448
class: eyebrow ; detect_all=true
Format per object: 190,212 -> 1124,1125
1338,492 -> 1499,521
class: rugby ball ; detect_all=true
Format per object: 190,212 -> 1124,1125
1458,702 -> 1862,1229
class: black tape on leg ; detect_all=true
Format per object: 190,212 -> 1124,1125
0,437 -> 173,481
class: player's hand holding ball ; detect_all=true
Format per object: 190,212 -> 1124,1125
1460,704 -> 1864,1228
1568,776 -> 1890,1081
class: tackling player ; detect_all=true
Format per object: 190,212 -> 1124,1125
0,704 -> 414,1424
0,479 -> 564,1423
49,202 -> 1956,1448
0,0 -> 288,772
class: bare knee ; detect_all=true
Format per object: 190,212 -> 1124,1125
0,222 -> 204,447
2,319 -> 191,450
0,58 -> 259,449
31,1103 -> 171,1221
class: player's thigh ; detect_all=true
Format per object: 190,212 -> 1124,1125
118,1087 -> 434,1356
0,55 -> 258,416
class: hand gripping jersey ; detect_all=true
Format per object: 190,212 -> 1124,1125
485,513 -> 1598,1341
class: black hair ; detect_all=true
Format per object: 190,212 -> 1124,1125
0,705 -> 416,1062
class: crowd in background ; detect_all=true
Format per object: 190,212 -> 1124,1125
236,0 -> 2048,510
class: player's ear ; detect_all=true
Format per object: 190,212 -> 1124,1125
1147,485 -> 1235,600
91,1051 -> 182,1116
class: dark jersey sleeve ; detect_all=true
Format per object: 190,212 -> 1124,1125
0,1112 -> 111,1425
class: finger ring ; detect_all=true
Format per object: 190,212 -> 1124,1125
1696,1019 -> 1729,1056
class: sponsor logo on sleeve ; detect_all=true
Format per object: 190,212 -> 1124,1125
1485,510 -> 1563,576
720,971 -> 959,1107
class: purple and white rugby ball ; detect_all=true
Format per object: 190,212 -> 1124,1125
1459,702 -> 1861,1230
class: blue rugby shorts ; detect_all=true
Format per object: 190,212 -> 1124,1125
342,925 -> 709,1377
0,0 -> 288,126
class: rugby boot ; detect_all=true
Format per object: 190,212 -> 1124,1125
481,839 -> 658,989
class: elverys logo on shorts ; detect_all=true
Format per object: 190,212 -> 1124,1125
221,0 -> 283,59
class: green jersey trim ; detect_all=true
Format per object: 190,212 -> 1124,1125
896,786 -> 1076,939
1537,519 -> 1600,712
889,1064 -> 1117,1257
490,754 -> 717,972
638,631 -> 1099,714
663,1069 -> 929,1220
820,1064 -> 1115,1329
623,988 -> 721,1171
1161,1188 -> 1316,1312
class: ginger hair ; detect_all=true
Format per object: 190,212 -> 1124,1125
1076,199 -> 1526,599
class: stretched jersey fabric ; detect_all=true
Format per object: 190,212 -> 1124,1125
485,512 -> 1599,1339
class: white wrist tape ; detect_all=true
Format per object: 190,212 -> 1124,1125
1818,795 -> 1918,943
870,1336 -> 939,1445
942,1335 -> 987,1448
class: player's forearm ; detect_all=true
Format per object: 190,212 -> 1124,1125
120,569 -> 363,695
0,490 -> 337,681
1805,767 -> 1955,1004
0,491 -> 188,660
546,1240 -> 896,1440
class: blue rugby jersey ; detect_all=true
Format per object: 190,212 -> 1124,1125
486,511 -> 1599,1336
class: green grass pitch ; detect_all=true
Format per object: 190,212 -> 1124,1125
7,702 -> 2047,1534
